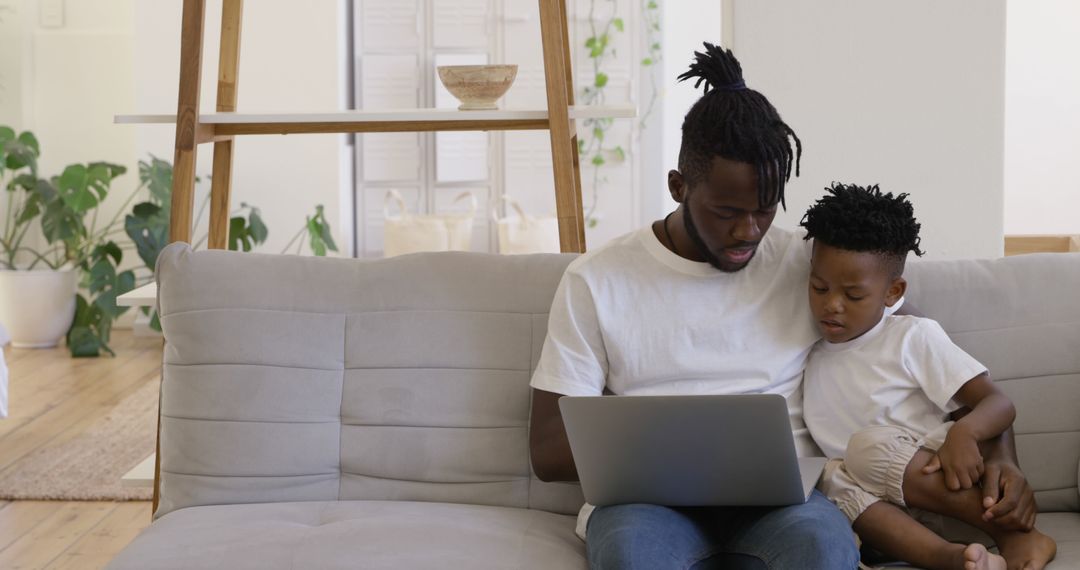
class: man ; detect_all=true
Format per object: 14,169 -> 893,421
528,43 -> 1036,569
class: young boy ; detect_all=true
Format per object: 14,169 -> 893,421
800,183 -> 1057,570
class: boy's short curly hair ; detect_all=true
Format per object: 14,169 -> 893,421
800,182 -> 924,276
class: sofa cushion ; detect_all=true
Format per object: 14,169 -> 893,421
881,512 -> 1079,569
153,244 -> 585,519
106,500 -> 585,570
905,253 -> 1080,511
1041,513 -> 1080,570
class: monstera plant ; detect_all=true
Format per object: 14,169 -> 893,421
1,131 -> 338,353
0,125 -> 135,355
125,155 -> 337,332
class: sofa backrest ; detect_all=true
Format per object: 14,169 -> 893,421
153,244 -> 584,519
905,253 -> 1080,512
155,243 -> 1080,519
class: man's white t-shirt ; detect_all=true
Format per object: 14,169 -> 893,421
803,315 -> 987,459
530,225 -> 823,538
532,225 -> 822,447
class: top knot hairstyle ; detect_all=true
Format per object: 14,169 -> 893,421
677,43 -> 802,209
800,182 -> 925,276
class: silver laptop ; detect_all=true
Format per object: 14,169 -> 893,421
559,394 -> 827,507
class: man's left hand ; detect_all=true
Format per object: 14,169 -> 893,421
923,443 -> 1036,530
980,458 -> 1037,531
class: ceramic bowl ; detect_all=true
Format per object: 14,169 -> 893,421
437,65 -> 518,111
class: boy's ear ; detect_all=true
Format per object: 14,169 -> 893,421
885,277 -> 907,307
668,170 -> 688,203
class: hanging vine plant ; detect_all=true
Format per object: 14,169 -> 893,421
578,0 -> 661,227
639,0 -> 662,129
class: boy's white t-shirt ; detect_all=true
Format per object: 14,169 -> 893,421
803,315 -> 988,459
530,225 -> 822,538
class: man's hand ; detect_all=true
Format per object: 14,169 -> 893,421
926,438 -> 1038,531
529,388 -> 579,482
938,383 -> 1031,530
929,425 -> 984,490
980,459 -> 1037,531
922,430 -> 1036,530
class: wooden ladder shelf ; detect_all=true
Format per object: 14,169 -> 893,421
119,0 -> 635,515
117,0 -> 637,255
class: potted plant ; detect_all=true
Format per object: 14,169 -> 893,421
0,127 -> 73,347
125,155 -> 337,334
0,125 -> 135,355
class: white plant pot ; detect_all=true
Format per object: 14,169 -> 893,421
0,268 -> 78,348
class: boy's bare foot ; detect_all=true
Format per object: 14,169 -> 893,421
998,530 -> 1057,570
963,543 -> 1006,570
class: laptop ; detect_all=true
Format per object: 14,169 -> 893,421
558,394 -> 827,507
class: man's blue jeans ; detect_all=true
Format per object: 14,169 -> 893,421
586,490 -> 859,569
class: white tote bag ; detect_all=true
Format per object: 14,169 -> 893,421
492,196 -> 561,255
383,190 -> 477,257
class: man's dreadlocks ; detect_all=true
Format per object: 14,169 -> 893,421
677,42 -> 802,209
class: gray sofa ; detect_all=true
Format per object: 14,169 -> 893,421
108,243 -> 1080,569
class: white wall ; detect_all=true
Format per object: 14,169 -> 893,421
639,0 -> 722,225
647,1 -> 1007,260
0,0 -> 347,326
0,0 -> 29,128
133,0 -> 348,255
1,0 -> 349,259
0,0 -> 138,259
1004,0 -> 1080,236
9,1 -> 1019,263
733,1 -> 1006,260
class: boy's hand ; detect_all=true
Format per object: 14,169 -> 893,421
924,424 -> 983,490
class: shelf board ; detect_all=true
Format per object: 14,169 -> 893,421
121,454 -> 156,488
118,282 -> 157,308
115,105 -> 636,135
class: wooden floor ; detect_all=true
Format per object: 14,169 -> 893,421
0,331 -> 161,569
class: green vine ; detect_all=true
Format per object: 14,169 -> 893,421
639,0 -> 662,129
579,0 -> 661,227
579,0 -> 624,227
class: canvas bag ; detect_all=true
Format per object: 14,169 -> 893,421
492,196 -> 560,255
383,189 -> 477,257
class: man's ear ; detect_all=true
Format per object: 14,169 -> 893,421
668,170 -> 688,203
885,277 -> 907,307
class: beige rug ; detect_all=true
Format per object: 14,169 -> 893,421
0,379 -> 159,501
